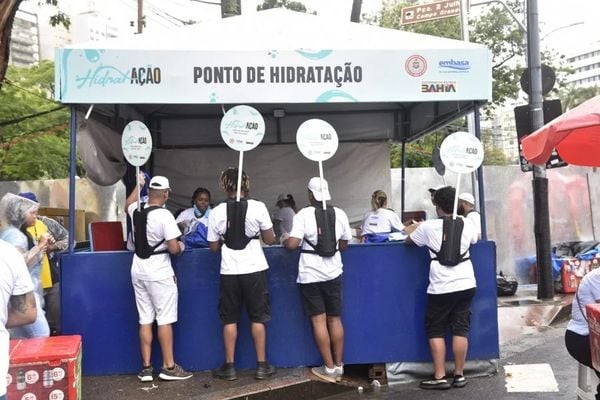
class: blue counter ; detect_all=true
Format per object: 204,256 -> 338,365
60,241 -> 498,375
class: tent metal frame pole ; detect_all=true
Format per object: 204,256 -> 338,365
68,106 -> 77,254
473,102 -> 487,241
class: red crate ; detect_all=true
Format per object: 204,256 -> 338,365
7,335 -> 81,400
587,304 -> 600,371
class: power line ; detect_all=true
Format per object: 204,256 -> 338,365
0,107 -> 66,127
2,78 -> 59,104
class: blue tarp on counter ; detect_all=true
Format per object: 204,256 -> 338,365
61,241 -> 498,375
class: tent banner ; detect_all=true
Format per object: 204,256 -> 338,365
55,49 -> 491,104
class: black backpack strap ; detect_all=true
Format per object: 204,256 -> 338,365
300,237 -> 318,254
224,198 -> 259,250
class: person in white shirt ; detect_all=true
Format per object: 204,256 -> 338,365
125,175 -> 192,382
404,186 -> 478,390
208,168 -> 276,381
565,267 -> 600,398
0,239 -> 38,400
283,177 -> 352,383
458,192 -> 482,240
175,187 -> 212,227
360,190 -> 404,242
273,193 -> 296,243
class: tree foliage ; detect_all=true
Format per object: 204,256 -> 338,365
0,61 -> 81,180
257,0 -> 311,13
559,85 -> 600,111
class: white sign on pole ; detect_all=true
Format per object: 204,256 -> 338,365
439,131 -> 484,218
220,105 -> 265,152
121,120 -> 153,167
439,131 -> 484,174
220,105 -> 265,201
296,119 -> 339,162
296,119 -> 339,209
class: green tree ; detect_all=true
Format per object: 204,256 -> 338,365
0,0 -> 69,88
559,85 -> 600,111
0,61 -> 80,180
257,0 -> 311,13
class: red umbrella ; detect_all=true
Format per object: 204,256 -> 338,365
521,95 -> 600,167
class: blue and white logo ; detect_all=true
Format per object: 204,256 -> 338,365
439,59 -> 471,73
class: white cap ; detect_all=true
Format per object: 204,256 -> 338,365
459,192 -> 475,205
308,177 -> 331,201
149,176 -> 170,190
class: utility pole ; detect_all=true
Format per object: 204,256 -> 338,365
526,0 -> 553,300
137,0 -> 144,34
350,0 -> 362,23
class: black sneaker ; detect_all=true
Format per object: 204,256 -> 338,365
212,363 -> 237,381
158,363 -> 193,381
452,374 -> 467,388
419,376 -> 451,390
255,362 -> 276,380
137,366 -> 153,382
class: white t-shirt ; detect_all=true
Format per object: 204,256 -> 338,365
465,210 -> 482,240
0,239 -> 35,397
207,199 -> 273,275
361,208 -> 404,235
409,217 -> 478,294
274,207 -> 295,236
289,206 -> 352,284
176,207 -> 210,226
127,202 -> 181,281
568,268 -> 600,335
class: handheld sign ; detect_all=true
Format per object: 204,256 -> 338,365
220,105 -> 265,201
296,119 -> 339,209
439,131 -> 484,218
122,121 -> 153,211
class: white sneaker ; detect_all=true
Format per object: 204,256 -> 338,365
334,364 -> 344,382
311,365 -> 338,383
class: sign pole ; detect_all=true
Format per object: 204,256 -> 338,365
136,166 -> 141,212
318,160 -> 327,210
453,175 -> 461,220
236,151 -> 244,202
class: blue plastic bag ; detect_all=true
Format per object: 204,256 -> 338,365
184,222 -> 209,248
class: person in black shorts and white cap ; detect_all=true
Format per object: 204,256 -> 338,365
208,168 -> 277,381
125,175 -> 192,382
283,177 -> 352,383
404,186 -> 478,390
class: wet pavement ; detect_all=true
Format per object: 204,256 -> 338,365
82,286 -> 579,399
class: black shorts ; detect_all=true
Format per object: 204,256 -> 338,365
425,287 -> 476,338
219,270 -> 271,324
298,275 -> 343,317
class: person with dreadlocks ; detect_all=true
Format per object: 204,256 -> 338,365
207,168 -> 277,381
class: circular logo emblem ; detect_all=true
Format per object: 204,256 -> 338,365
405,55 -> 427,77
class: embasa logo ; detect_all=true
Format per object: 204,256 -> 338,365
439,59 -> 471,73
421,81 -> 457,93
405,55 -> 427,77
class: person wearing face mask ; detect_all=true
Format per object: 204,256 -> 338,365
0,193 -> 52,338
457,193 -> 481,240
176,187 -> 212,226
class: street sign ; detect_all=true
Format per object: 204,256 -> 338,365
401,0 -> 460,25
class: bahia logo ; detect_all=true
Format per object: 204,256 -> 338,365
438,59 -> 471,73
421,81 -> 457,93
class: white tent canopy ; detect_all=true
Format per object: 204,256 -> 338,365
55,9 -> 492,222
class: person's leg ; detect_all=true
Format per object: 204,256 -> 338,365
139,324 -> 153,367
452,336 -> 469,376
133,279 -> 156,368
223,323 -> 238,363
157,324 -> 174,368
243,271 -> 271,362
251,323 -> 266,361
311,313 -> 335,368
429,338 -> 447,379
44,284 -> 60,335
327,317 -> 344,366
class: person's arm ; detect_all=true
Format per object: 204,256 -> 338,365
6,291 -> 37,328
338,240 -> 349,251
207,207 -> 222,252
40,217 -> 69,252
338,210 -> 352,252
283,211 -> 303,250
403,221 -> 422,245
166,238 -> 185,256
261,228 -> 276,245
284,236 -> 301,250
125,172 -> 147,210
22,234 -> 50,270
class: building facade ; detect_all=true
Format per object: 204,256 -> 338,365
9,9 -> 40,66
566,42 -> 600,89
